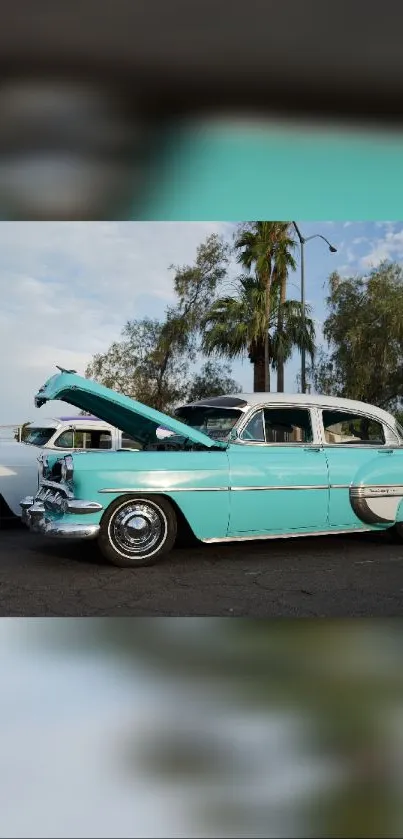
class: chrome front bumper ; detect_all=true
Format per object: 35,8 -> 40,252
20,481 -> 102,540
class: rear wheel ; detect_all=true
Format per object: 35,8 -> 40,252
98,494 -> 177,567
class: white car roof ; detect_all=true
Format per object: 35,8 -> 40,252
27,417 -> 113,430
184,392 -> 399,428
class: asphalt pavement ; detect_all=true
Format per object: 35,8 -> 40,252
1,524 -> 403,617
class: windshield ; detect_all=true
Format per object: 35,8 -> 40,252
24,427 -> 55,446
174,406 -> 242,441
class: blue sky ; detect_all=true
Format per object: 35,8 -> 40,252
0,220 -> 400,424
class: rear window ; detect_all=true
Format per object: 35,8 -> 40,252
322,410 -> 385,445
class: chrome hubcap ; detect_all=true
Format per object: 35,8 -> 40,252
111,501 -> 165,556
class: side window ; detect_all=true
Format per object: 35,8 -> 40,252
85,431 -> 112,449
54,430 -> 74,448
121,433 -> 141,450
322,410 -> 385,445
263,408 -> 313,443
54,429 -> 113,449
95,432 -> 112,449
239,410 -> 265,442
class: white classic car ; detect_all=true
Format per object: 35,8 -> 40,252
0,414 -> 148,524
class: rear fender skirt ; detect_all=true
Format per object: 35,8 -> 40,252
350,485 -> 403,525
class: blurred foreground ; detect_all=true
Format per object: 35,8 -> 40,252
1,2 -> 403,218
1,619 -> 403,837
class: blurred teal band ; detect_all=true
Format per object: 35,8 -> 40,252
141,122 -> 403,220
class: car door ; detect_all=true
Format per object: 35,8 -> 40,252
320,407 -> 398,528
227,405 -> 329,536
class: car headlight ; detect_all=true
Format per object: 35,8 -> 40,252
60,455 -> 74,483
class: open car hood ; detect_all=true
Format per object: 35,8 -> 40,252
34,371 -> 227,450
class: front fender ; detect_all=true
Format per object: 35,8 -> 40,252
67,449 -> 232,541
349,452 -> 403,526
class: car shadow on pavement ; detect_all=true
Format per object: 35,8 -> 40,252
23,528 -> 395,571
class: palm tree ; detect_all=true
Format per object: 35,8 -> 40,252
201,273 -> 315,392
234,222 -> 298,390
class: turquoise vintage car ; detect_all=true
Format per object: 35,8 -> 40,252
21,369 -> 403,567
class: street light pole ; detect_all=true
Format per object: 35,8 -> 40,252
292,222 -> 337,394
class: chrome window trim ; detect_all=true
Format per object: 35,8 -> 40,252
322,444 -> 400,450
234,440 -> 323,448
235,404 -> 319,447
318,406 -> 400,447
238,408 -> 265,443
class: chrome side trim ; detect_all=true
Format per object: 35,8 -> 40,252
99,486 -> 230,493
99,483 -> 403,496
99,484 -> 330,494
350,484 -> 403,498
203,527 -> 372,544
231,484 -> 329,491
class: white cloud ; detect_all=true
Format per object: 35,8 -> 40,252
0,222 -> 233,423
361,228 -> 403,268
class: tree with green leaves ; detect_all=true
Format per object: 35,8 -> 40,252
309,262 -> 403,413
186,361 -> 240,403
86,317 -> 189,413
202,273 -> 315,393
86,234 -> 241,412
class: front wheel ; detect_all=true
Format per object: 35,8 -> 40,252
98,495 -> 177,567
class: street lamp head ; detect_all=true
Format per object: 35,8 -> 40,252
329,245 -> 337,253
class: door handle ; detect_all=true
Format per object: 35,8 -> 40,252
304,446 -> 322,452
378,448 -> 394,454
